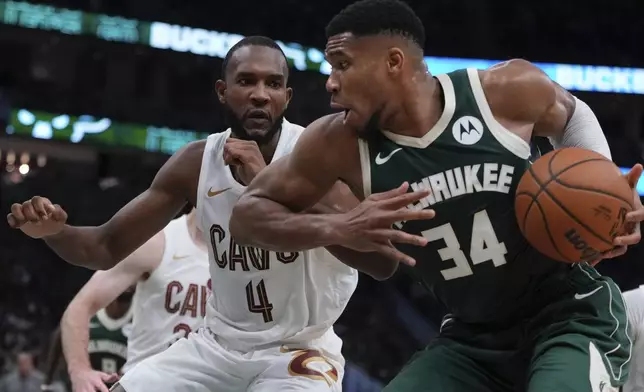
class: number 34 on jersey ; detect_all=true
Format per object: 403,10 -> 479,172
423,209 -> 508,281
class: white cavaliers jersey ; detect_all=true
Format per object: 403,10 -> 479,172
624,285 -> 644,392
196,119 -> 359,356
123,215 -> 210,372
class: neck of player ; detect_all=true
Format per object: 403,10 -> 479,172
380,73 -> 443,138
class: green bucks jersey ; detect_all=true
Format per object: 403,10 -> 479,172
88,308 -> 132,373
358,68 -> 569,323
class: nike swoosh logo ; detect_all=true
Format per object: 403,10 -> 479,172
208,187 -> 231,197
172,254 -> 190,260
375,148 -> 402,165
574,286 -> 602,300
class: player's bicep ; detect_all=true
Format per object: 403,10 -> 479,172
72,235 -> 161,313
73,271 -> 133,314
486,59 -> 573,137
65,272 -> 122,317
99,142 -> 201,262
532,81 -> 576,138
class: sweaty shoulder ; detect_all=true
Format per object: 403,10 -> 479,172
298,113 -> 362,193
304,113 -> 358,145
173,140 -> 206,170
479,59 -> 557,124
299,113 -> 359,164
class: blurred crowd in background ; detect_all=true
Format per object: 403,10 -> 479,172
1,0 -> 644,390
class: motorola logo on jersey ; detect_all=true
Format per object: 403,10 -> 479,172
452,116 -> 484,145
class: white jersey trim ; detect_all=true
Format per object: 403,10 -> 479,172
576,264 -> 632,383
196,137 -> 216,231
357,139 -> 372,198
466,67 -> 531,159
380,73 -> 455,148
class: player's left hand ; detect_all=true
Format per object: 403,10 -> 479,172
223,138 -> 267,185
594,163 -> 644,263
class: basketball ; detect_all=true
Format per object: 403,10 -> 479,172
515,147 -> 634,263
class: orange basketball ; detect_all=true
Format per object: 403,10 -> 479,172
515,147 -> 634,263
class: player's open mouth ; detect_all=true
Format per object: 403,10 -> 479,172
330,101 -> 353,124
342,109 -> 358,125
245,110 -> 271,125
246,110 -> 270,120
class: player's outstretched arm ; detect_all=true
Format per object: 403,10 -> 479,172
61,234 -> 162,392
6,141 -> 202,270
231,114 -> 435,278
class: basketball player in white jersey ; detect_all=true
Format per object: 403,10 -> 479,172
7,36 -> 421,391
624,286 -> 644,392
59,209 -> 209,392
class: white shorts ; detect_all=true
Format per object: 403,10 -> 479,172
119,327 -> 344,392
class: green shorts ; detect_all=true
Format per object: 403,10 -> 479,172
385,265 -> 632,392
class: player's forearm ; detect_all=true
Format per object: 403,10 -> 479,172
231,195 -> 340,252
44,225 -> 114,270
231,196 -> 398,280
306,201 -> 398,279
60,305 -> 93,374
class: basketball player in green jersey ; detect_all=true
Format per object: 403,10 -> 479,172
229,0 -> 644,391
42,288 -> 133,392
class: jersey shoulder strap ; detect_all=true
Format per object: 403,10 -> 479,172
446,68 -> 530,159
196,131 -> 229,226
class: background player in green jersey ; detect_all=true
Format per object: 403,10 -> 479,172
85,292 -> 132,376
42,288 -> 133,392
229,0 -> 644,390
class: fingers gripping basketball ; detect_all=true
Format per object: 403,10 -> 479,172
515,148 -> 633,263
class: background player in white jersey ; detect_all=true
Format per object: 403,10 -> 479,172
624,286 -> 644,392
58,209 -> 208,392
6,36 -> 422,392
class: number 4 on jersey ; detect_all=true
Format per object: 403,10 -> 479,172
422,209 -> 507,281
246,280 -> 274,323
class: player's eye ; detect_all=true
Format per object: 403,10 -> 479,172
237,78 -> 251,86
268,81 -> 282,89
337,61 -> 350,70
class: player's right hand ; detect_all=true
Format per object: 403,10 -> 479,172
6,196 -> 68,239
335,182 -> 435,266
69,368 -> 119,392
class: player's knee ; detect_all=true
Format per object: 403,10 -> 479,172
109,383 -> 127,392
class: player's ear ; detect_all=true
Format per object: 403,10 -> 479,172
386,47 -> 404,75
215,80 -> 227,104
285,87 -> 293,109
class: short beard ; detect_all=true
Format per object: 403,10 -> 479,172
222,105 -> 286,145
